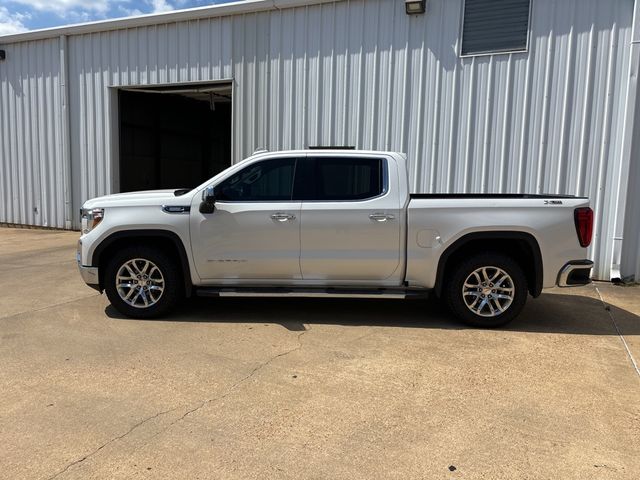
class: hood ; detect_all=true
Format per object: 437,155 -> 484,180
82,189 -> 193,209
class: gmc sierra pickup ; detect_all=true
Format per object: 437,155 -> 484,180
77,149 -> 594,327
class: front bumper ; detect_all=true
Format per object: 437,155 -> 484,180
557,260 -> 594,287
77,251 -> 101,292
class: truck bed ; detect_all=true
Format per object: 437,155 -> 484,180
405,194 -> 591,291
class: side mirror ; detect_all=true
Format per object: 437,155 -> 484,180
199,186 -> 216,214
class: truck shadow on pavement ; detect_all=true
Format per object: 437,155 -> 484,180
105,290 -> 640,336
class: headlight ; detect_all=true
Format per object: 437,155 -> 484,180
80,208 -> 104,234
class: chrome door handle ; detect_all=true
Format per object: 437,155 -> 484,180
270,213 -> 296,222
369,213 -> 394,222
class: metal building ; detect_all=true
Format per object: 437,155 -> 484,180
1,0 -> 639,281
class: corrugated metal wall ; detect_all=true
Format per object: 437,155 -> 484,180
0,0 -> 636,279
0,38 -> 68,228
622,132 -> 640,280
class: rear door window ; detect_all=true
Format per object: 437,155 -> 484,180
297,157 -> 384,201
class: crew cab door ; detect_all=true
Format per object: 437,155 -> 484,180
298,155 -> 402,282
190,156 -> 302,281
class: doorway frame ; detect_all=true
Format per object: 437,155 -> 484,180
108,79 -> 234,194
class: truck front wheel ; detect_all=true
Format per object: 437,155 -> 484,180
104,246 -> 180,318
444,253 -> 528,328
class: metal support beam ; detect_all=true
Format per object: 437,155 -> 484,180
59,35 -> 73,230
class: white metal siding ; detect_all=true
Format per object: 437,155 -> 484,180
622,137 -> 640,280
0,0 -> 636,280
0,38 -> 67,228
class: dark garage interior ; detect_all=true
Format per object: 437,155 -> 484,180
118,83 -> 232,192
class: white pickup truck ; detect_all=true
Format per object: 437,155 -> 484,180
77,149 -> 594,327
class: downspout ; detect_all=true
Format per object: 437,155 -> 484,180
611,0 -> 640,282
59,34 -> 73,230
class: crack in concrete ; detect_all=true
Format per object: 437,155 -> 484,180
349,330 -> 376,344
163,325 -> 311,428
44,326 -> 310,479
595,286 -> 640,380
44,406 -> 180,480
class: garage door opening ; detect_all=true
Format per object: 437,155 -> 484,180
118,82 -> 232,192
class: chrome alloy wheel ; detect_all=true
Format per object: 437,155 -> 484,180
115,258 -> 165,308
462,266 -> 515,317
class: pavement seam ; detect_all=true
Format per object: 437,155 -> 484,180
595,286 -> 640,380
43,325 -> 310,479
0,293 -> 100,321
1,259 -> 76,271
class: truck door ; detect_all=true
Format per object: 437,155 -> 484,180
298,155 -> 401,282
190,157 -> 302,281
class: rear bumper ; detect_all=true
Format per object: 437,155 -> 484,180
77,252 -> 101,292
557,260 -> 593,287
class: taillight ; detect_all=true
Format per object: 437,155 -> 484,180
574,207 -> 593,247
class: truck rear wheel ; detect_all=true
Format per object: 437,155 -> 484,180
444,252 -> 527,327
104,246 -> 180,318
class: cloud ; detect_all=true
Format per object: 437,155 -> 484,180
118,5 -> 144,17
8,0 -> 179,18
9,0 -> 122,17
149,0 -> 175,14
0,6 -> 29,35
0,0 -> 204,33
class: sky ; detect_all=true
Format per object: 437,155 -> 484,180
0,0 -> 232,35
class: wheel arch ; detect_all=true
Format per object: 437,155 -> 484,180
434,231 -> 543,298
91,230 -> 192,296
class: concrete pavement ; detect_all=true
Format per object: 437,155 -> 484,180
0,227 -> 639,479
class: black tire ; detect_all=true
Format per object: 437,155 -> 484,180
104,246 -> 181,318
444,252 -> 528,328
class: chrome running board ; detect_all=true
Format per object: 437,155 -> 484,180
196,287 -> 429,300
